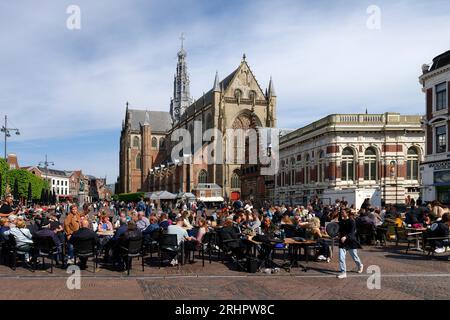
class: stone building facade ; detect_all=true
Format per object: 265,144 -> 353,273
118,42 -> 277,199
275,113 -> 425,206
419,50 -> 450,204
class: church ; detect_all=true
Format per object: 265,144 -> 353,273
118,39 -> 277,200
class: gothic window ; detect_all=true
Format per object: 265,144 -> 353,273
341,147 -> 355,181
159,137 -> 166,149
249,90 -> 256,102
133,136 -> 140,148
318,150 -> 325,183
364,147 -> 377,181
234,89 -> 242,104
231,171 -> 241,189
198,170 -> 208,184
136,153 -> 142,170
152,137 -> 158,149
407,147 -> 419,180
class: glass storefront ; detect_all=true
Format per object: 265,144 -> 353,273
437,186 -> 450,205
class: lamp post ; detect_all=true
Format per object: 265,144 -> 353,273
1,115 -> 20,160
39,155 -> 54,203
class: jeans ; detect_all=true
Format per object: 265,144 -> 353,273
339,248 -> 362,273
67,242 -> 74,259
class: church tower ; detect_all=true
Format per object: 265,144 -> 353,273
170,34 -> 192,123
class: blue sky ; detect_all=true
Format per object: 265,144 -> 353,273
1,0 -> 450,183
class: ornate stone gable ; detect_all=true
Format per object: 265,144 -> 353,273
223,60 -> 266,102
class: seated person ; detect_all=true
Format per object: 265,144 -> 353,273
219,220 -> 246,260
195,218 -> 209,250
305,217 -> 331,262
98,214 -> 113,232
159,213 -> 170,230
34,220 -> 64,263
167,217 -> 197,266
69,219 -> 99,269
114,221 -> 143,269
4,220 -> 34,262
261,216 -> 277,236
0,218 -> 10,242
142,215 -> 161,243
427,213 -> 450,254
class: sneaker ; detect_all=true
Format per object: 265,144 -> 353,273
67,258 -> 74,265
337,272 -> 347,279
317,255 -> 326,261
435,247 -> 445,254
326,257 -> 331,263
357,264 -> 364,274
170,258 -> 178,266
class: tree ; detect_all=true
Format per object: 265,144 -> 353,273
0,158 -> 8,197
6,169 -> 48,201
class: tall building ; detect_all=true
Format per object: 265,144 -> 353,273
419,50 -> 450,204
118,41 -> 277,199
170,36 -> 192,123
274,113 -> 425,206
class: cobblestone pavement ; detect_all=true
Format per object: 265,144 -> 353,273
0,245 -> 449,300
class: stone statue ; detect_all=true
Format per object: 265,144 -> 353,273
79,180 -> 85,192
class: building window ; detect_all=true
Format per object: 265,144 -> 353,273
318,151 -> 325,183
152,137 -> 158,149
364,147 -> 377,181
136,153 -> 141,170
159,137 -> 165,149
436,125 -> 447,153
436,82 -> 447,111
305,154 -> 310,184
407,147 -> 419,180
231,171 -> 240,189
341,147 -> 355,181
133,136 -> 140,148
198,170 -> 208,184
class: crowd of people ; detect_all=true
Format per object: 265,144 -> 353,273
0,193 -> 449,277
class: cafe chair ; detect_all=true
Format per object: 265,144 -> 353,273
32,235 -> 59,273
158,234 -> 182,268
5,236 -> 33,271
73,238 -> 98,273
119,237 -> 144,275
356,223 -> 376,245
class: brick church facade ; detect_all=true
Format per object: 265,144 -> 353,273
118,43 -> 277,200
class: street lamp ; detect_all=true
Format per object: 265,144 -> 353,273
39,155 -> 55,200
1,115 -> 20,160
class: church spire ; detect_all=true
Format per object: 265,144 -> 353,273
213,71 -> 221,92
170,33 -> 192,123
268,76 -> 276,97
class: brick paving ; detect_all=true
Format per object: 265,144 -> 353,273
0,245 -> 449,300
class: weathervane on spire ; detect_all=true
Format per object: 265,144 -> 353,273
180,32 -> 185,50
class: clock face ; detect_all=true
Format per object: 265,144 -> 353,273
175,108 -> 180,115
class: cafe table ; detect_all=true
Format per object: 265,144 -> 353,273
405,227 -> 428,251
283,238 -> 317,272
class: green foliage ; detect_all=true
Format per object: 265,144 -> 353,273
5,169 -> 48,200
117,192 -> 145,202
0,158 -> 8,197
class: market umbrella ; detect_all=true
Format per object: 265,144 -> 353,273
44,189 -> 49,205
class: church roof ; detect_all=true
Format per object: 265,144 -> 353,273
128,109 -> 172,133
179,68 -> 238,122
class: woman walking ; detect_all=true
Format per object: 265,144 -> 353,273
337,208 -> 363,279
